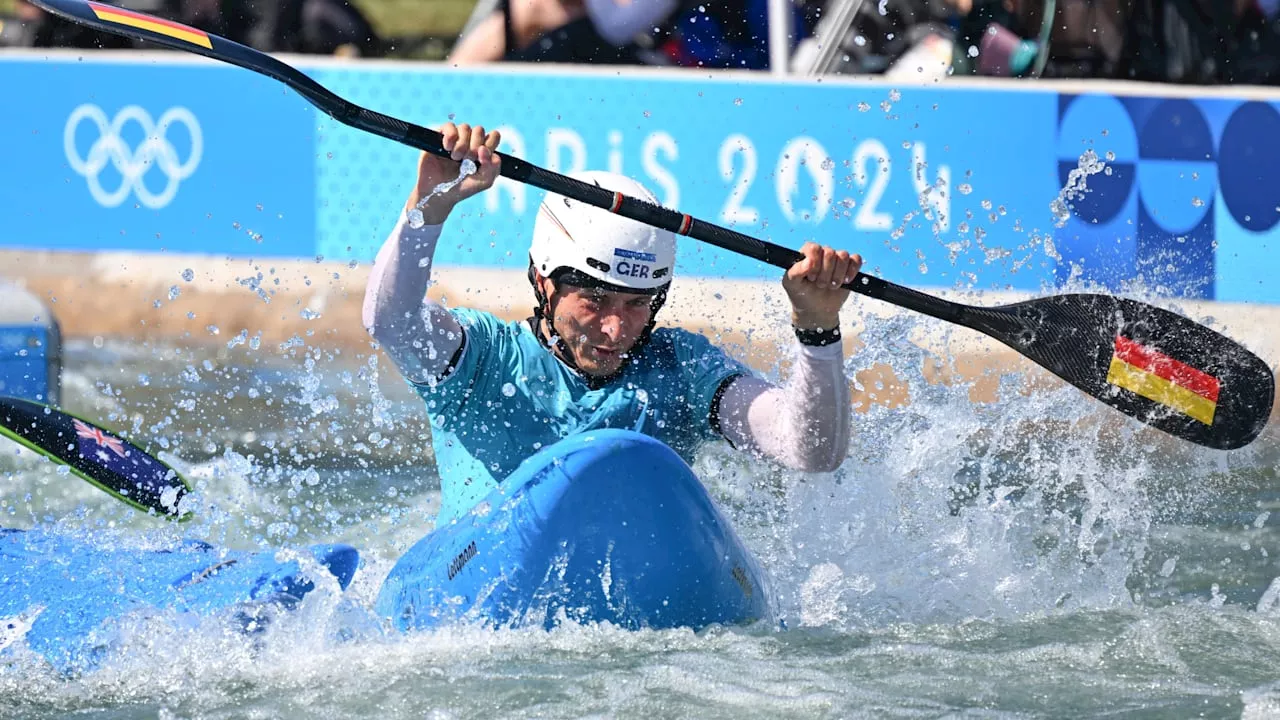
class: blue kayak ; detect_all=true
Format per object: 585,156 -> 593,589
376,429 -> 772,632
0,528 -> 360,674
1,429 -> 771,673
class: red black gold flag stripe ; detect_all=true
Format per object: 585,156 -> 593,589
1105,336 -> 1220,425
87,1 -> 212,48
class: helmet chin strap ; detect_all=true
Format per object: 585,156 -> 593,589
529,269 -> 580,373
527,264 -> 667,390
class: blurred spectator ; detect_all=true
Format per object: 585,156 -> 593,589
792,0 -> 966,76
450,0 -> 812,70
1123,0 -> 1280,84
231,0 -> 382,55
8,0 -> 381,55
951,0 -> 1280,85
653,0 -> 809,69
16,0 -> 136,48
504,0 -> 683,64
448,0 -> 602,63
951,0 -> 1126,79
1038,0 -> 1127,78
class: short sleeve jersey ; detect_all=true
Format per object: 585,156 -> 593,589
413,307 -> 750,524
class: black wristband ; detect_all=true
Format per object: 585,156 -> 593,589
794,325 -> 842,347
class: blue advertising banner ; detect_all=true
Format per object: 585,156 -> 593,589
310,68 -> 1061,293
1,54 -> 1276,304
0,56 -> 316,257
1055,93 -> 1280,304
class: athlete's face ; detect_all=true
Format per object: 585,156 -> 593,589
543,280 -> 656,378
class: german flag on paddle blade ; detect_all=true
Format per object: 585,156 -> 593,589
1105,335 -> 1220,425
85,1 -> 212,48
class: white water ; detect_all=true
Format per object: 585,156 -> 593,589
2,306 -> 1278,717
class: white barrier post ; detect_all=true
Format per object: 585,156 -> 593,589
768,0 -> 792,74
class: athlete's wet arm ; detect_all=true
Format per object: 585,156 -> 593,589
362,212 -> 465,385
712,340 -> 851,473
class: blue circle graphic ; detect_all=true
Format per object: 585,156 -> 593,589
1138,100 -> 1216,234
1056,95 -> 1137,224
1139,99 -> 1214,161
1218,101 -> 1280,232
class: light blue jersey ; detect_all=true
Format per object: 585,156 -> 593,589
412,308 -> 751,525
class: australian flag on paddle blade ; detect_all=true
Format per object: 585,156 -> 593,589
72,417 -> 181,512
0,396 -> 187,516
74,418 -> 128,463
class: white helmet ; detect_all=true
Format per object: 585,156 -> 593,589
529,170 -> 676,294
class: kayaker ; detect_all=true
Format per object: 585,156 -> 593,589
363,122 -> 861,524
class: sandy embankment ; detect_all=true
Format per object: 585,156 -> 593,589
4,248 -> 1279,432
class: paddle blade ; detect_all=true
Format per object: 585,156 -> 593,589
0,396 -> 192,519
968,294 -> 1274,450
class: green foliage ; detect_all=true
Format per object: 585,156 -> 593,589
353,0 -> 476,40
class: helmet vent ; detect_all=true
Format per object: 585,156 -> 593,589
585,257 -> 611,273
652,267 -> 669,279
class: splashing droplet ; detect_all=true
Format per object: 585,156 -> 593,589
1050,149 -> 1106,229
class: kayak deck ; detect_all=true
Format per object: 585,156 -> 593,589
375,429 -> 773,632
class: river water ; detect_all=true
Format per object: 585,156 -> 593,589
2,307 -> 1279,718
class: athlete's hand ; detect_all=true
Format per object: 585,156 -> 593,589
407,122 -> 503,226
782,242 -> 862,330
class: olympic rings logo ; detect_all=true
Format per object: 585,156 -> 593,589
63,104 -> 203,209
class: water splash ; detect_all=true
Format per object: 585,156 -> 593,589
1050,149 -> 1107,230
1,312 -> 1276,715
406,159 -> 478,229
697,308 -> 1176,630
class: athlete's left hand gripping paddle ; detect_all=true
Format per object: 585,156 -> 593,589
0,396 -> 192,519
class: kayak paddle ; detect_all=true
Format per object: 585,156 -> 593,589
24,0 -> 1277,450
0,395 -> 192,519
